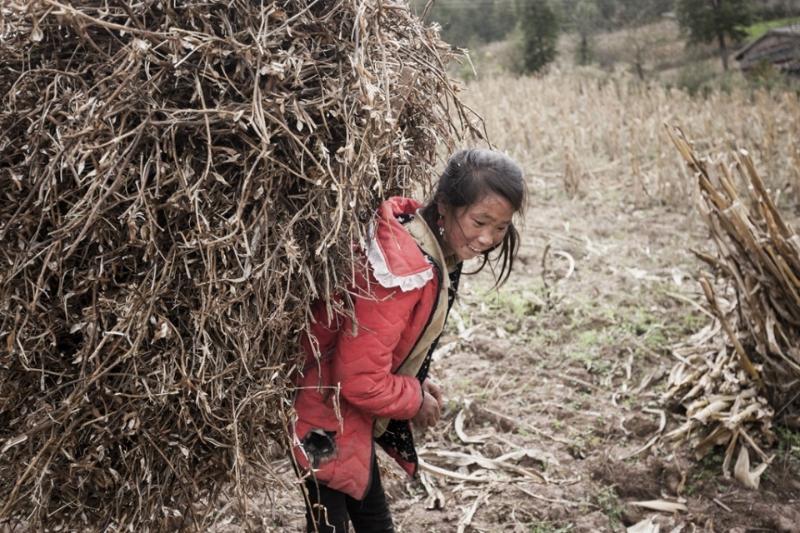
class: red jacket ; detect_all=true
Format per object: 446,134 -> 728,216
292,197 -> 443,499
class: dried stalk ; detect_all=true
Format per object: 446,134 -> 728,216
663,126 -> 800,482
0,1 -> 476,530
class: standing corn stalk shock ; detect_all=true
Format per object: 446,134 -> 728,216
0,1 -> 477,530
663,126 -> 800,488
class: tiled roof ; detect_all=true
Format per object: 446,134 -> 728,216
734,24 -> 800,61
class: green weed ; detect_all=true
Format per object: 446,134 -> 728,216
570,349 -> 613,375
679,310 -> 706,332
567,436 -> 587,459
777,426 -> 800,462
483,288 -> 544,318
576,329 -> 602,349
684,450 -> 725,495
593,486 -> 623,528
676,61 -> 717,97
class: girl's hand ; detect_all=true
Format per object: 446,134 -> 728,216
413,390 -> 440,429
422,378 -> 443,409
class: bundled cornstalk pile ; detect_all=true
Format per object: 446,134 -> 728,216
0,1 -> 472,529
662,126 -> 800,487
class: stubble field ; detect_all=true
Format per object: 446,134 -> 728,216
224,69 -> 800,532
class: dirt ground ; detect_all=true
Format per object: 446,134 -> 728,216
215,169 -> 800,533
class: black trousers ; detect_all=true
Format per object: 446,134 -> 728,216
303,455 -> 395,533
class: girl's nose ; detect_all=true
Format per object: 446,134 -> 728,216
476,230 -> 493,247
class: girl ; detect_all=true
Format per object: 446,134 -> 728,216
292,149 -> 526,532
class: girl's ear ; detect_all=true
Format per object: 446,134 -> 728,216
437,201 -> 447,217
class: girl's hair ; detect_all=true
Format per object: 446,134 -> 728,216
421,149 -> 527,287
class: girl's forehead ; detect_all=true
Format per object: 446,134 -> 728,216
463,193 -> 514,220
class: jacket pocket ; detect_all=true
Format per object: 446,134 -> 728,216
301,428 -> 337,468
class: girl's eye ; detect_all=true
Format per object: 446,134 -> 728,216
473,220 -> 486,227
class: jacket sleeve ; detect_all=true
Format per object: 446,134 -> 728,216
331,274 -> 424,420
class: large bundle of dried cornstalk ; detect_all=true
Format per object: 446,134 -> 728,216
662,126 -> 800,488
0,1 -> 472,529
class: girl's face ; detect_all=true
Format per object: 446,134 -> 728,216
439,192 -> 515,262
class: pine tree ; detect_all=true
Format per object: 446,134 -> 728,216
517,0 -> 559,73
676,0 -> 752,71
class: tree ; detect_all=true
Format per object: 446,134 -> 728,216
616,0 -> 674,80
573,0 -> 602,65
612,0 -> 673,27
411,0 -> 517,48
517,0 -> 560,73
554,0 -> 672,31
676,0 -> 752,71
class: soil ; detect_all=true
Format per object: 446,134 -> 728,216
222,181 -> 800,531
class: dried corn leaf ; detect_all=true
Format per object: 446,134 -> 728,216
627,517 -> 661,533
630,500 -> 688,513
733,445 -> 769,490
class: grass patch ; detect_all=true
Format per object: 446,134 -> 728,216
776,426 -> 800,462
572,300 -> 674,357
593,486 -> 623,528
745,17 -> 800,40
481,286 -> 545,318
678,309 -> 706,333
569,349 -> 614,376
684,449 -> 725,496
560,433 -> 597,462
